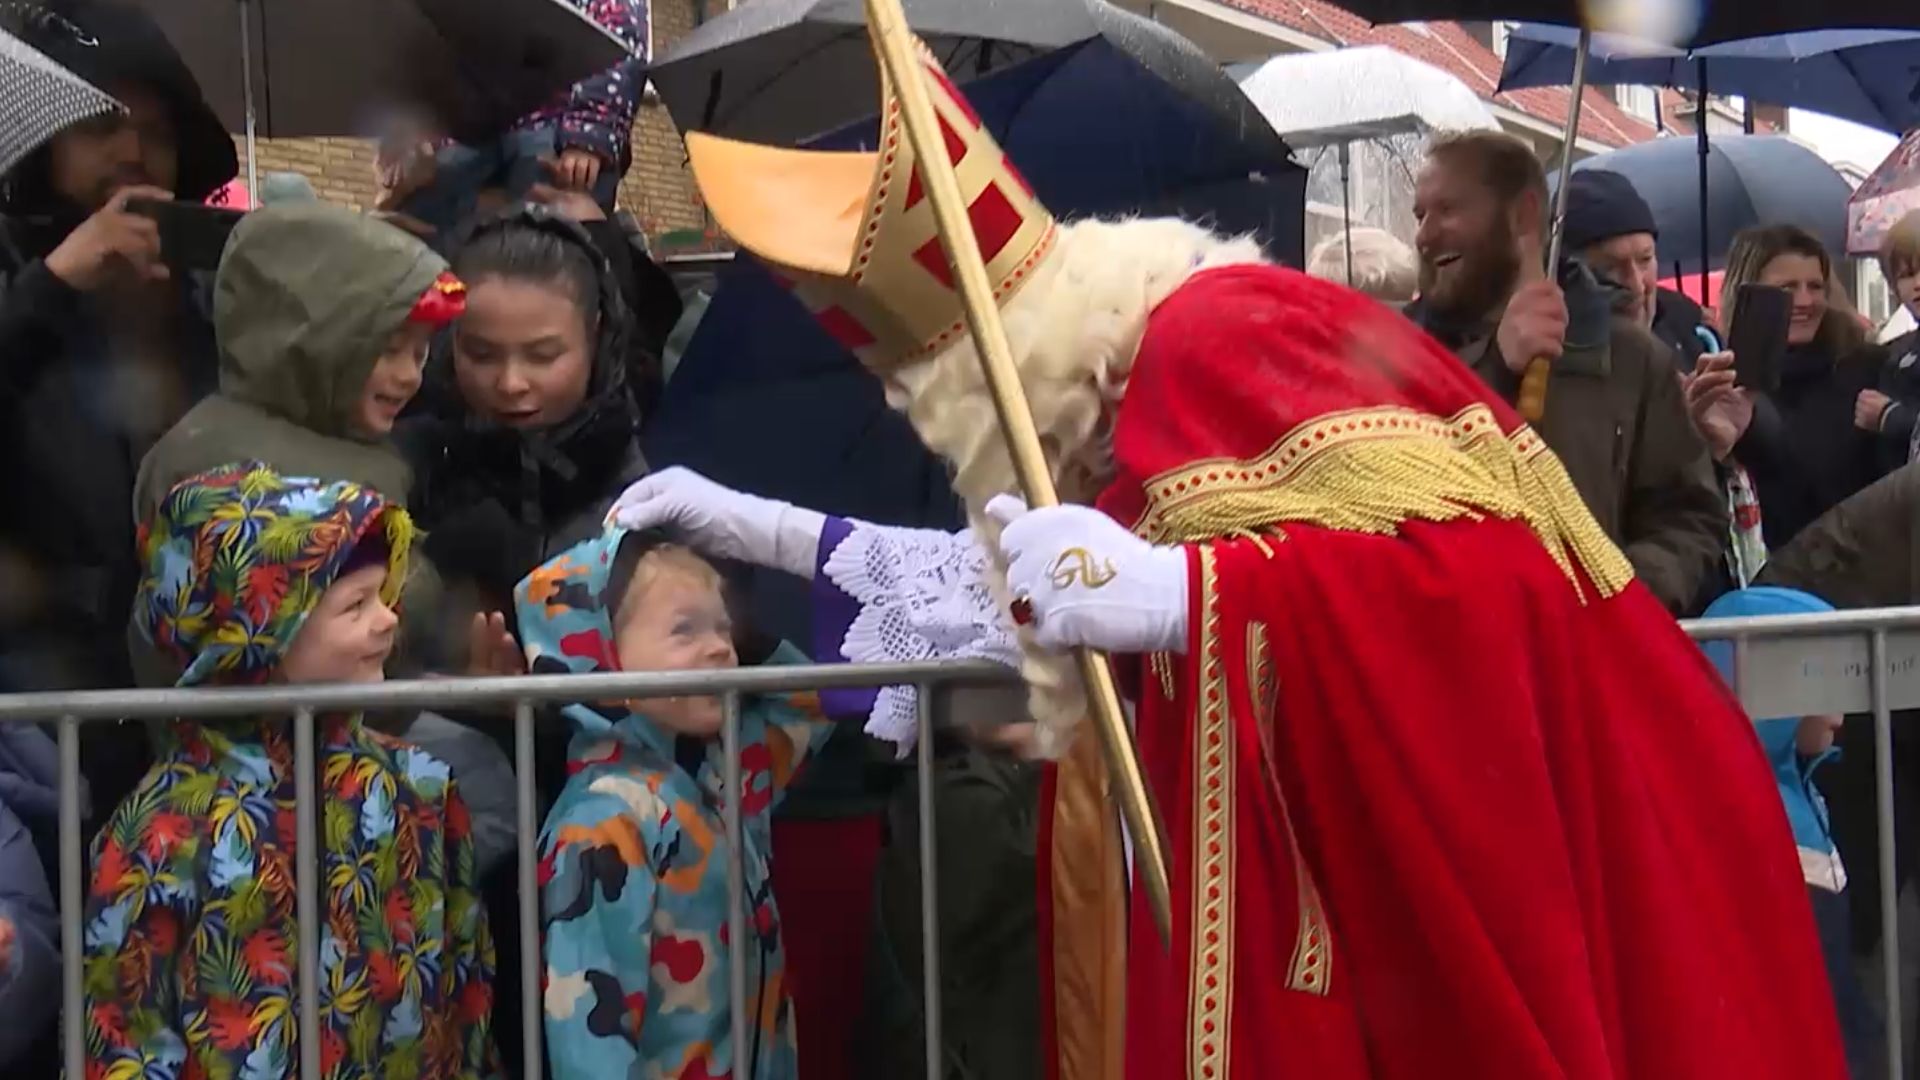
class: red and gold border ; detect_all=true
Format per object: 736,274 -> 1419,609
1187,545 -> 1234,1079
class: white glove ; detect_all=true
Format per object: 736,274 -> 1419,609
606,466 -> 827,580
984,495 -> 1189,654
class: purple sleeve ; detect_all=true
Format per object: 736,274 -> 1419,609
810,516 -> 879,717
555,0 -> 648,167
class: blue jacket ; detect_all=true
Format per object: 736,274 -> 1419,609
1701,587 -> 1845,890
0,726 -> 65,1065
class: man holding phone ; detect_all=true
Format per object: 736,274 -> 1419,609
0,0 -> 237,875
1406,131 -> 1725,615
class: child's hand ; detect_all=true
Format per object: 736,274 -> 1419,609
1797,714 -> 1843,757
553,149 -> 604,194
468,612 -> 526,679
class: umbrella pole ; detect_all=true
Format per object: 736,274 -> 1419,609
1697,59 -> 1709,310
1519,26 -> 1591,424
236,0 -> 259,208
1340,142 -> 1355,287
860,0 -> 1175,946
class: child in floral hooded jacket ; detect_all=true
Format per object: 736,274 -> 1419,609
516,526 -> 833,1080
84,463 -> 501,1080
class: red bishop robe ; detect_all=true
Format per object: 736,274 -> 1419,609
1039,263 -> 1848,1080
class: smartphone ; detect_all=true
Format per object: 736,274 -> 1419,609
1726,283 -> 1793,394
126,197 -> 245,274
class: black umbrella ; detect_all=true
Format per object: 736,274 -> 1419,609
1338,1 -> 1920,46
652,0 -> 1242,145
1561,135 -> 1852,279
133,0 -> 631,145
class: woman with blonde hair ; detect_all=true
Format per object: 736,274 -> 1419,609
1684,223 -> 1887,549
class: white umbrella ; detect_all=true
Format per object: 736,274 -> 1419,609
0,22 -> 122,178
1231,45 -> 1501,283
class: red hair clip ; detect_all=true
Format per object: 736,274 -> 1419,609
408,271 -> 467,326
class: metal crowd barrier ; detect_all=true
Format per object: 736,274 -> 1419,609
0,659 -> 1014,1080
13,608 -> 1920,1078
1681,604 -> 1920,1080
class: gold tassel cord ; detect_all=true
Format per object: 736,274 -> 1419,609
1133,405 -> 1633,602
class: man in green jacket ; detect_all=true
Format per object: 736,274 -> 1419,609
1405,130 -> 1726,613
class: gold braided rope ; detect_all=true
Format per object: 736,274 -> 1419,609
1130,404 -> 1633,602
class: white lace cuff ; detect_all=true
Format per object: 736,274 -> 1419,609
822,520 -> 1021,753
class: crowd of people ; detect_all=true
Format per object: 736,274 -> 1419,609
3,0 -> 1920,1077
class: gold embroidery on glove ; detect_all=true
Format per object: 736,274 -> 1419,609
1050,547 -> 1119,590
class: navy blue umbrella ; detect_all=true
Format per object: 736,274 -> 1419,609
644,37 -> 1302,639
1561,135 -> 1851,282
1498,24 -> 1920,134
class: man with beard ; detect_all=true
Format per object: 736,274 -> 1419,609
609,39 -> 1848,1080
0,0 -> 236,869
1405,130 -> 1723,613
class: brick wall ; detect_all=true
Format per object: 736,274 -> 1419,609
234,0 -> 716,252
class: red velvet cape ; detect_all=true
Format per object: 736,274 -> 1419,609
1072,264 -> 1847,1080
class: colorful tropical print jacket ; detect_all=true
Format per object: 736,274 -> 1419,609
515,526 -> 833,1080
84,464 -> 500,1080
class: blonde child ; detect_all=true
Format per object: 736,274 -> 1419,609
516,526 -> 831,1080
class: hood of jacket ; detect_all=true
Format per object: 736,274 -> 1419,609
514,523 -> 687,758
135,462 -> 414,691
1701,587 -> 1842,858
215,202 -> 447,440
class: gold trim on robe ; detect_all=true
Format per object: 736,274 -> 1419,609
1188,546 -> 1235,1079
1049,728 -> 1129,1080
1128,405 -> 1632,601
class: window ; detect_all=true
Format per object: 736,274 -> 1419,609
1615,84 -> 1658,122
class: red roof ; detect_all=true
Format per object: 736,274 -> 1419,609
1224,0 -> 1660,148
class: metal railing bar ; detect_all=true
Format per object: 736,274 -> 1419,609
0,660 -> 1016,721
722,691 -> 750,1077
1874,629 -> 1905,1080
515,701 -> 542,1080
294,707 -> 322,1080
916,683 -> 943,1080
1681,607 -> 1920,640
1732,634 -> 1751,709
59,714 -> 84,1080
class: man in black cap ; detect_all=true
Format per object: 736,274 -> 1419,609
1562,168 -> 1719,369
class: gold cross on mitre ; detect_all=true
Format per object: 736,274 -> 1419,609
682,39 -> 1058,372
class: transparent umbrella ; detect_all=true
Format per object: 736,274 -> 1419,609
1231,46 -> 1501,285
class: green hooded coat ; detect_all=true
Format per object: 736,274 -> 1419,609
130,203 -> 448,688
133,201 -> 445,520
